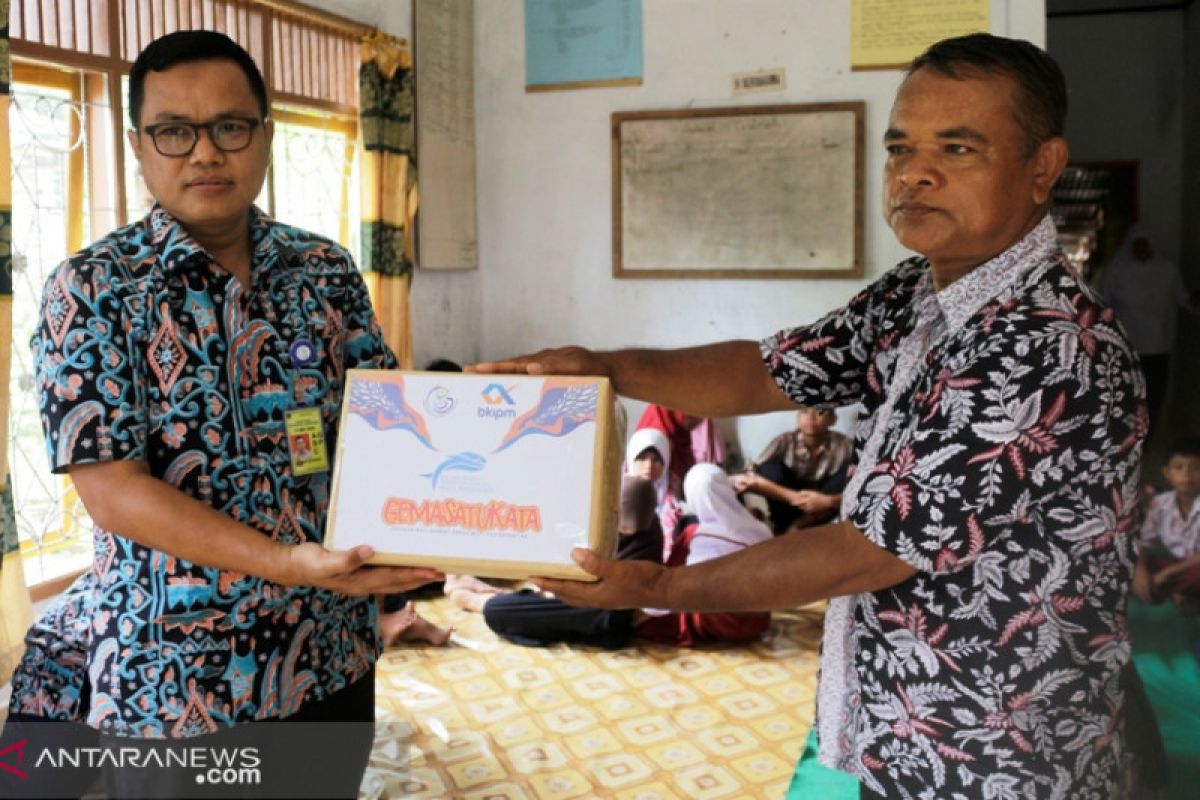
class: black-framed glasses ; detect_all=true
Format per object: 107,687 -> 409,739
140,116 -> 264,157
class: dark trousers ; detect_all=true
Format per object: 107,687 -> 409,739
755,458 -> 849,533
3,668 -> 376,800
1123,661 -> 1168,791
483,589 -> 636,649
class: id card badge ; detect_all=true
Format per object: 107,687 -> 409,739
285,407 -> 330,476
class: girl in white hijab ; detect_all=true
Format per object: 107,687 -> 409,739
625,428 -> 671,504
635,463 -> 773,646
624,427 -> 681,543
684,463 -> 773,563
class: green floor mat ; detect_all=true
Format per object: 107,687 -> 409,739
785,728 -> 858,799
1127,598 -> 1200,800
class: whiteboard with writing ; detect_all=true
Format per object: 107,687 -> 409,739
613,102 -> 864,279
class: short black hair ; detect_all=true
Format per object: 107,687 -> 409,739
128,30 -> 269,129
1166,436 -> 1200,462
908,32 -> 1067,158
425,358 -> 463,373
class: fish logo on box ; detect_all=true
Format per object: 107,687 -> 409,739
478,384 -> 517,419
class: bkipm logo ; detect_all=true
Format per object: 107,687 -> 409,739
478,384 -> 517,419
479,384 -> 516,405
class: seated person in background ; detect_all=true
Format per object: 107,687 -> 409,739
1133,436 -> 1200,614
733,406 -> 853,534
625,427 -> 683,544
637,463 -> 773,646
446,476 -> 663,649
636,404 -> 726,500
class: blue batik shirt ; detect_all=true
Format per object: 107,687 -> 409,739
16,204 -> 396,738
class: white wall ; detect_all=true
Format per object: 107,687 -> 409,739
459,0 -> 1044,456
321,0 -> 1046,457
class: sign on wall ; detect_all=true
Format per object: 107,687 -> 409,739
524,0 -> 643,91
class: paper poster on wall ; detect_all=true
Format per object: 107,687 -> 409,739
524,0 -> 643,92
850,0 -> 990,71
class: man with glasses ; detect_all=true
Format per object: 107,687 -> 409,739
3,30 -> 439,799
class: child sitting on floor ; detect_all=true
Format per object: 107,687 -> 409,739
731,406 -> 852,535
624,427 -> 683,546
636,463 -> 774,646
1133,436 -> 1200,614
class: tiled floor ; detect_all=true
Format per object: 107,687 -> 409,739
362,594 -> 825,800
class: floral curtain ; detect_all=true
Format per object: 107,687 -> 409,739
0,0 -> 33,686
359,33 -> 418,369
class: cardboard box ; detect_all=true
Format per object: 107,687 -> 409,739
325,370 -> 621,580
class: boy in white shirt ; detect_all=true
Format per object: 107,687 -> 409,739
1133,437 -> 1200,612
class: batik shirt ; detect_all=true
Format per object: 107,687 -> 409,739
761,217 -> 1145,799
1139,490 -> 1200,560
14,205 -> 396,738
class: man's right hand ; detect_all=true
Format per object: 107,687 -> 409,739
469,340 -> 796,418
281,542 -> 444,595
469,346 -> 610,377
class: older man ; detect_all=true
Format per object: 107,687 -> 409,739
479,34 -> 1145,799
3,30 -> 438,799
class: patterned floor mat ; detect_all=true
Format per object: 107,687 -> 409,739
363,594 -> 825,799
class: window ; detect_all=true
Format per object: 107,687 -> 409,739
8,64 -> 101,586
7,0 -> 370,594
271,107 -> 360,261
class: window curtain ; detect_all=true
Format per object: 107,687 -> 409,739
0,0 -> 33,686
359,33 -> 417,369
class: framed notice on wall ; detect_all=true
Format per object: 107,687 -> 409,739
612,102 -> 864,279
